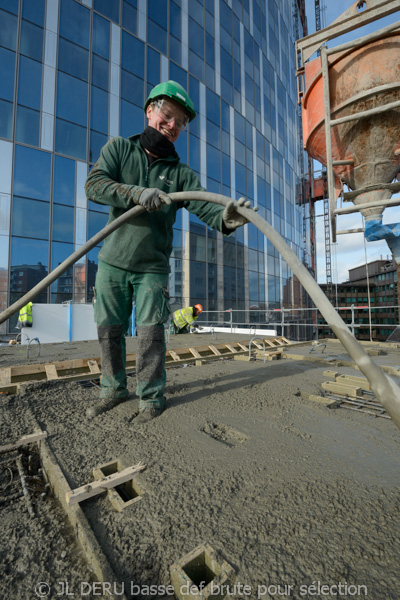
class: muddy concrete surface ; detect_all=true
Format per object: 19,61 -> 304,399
0,334 -> 399,600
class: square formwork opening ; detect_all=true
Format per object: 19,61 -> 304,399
182,550 -> 216,588
98,460 -> 143,503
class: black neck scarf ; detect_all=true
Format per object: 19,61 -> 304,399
140,126 -> 176,159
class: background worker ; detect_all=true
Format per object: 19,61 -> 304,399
16,301 -> 33,329
84,80 -> 257,423
172,304 -> 203,334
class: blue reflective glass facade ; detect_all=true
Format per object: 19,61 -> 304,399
0,0 -> 309,334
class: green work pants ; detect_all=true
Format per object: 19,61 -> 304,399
94,261 -> 170,410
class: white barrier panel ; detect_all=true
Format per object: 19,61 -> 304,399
20,303 -> 97,344
198,326 -> 277,336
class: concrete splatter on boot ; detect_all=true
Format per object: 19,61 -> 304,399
133,406 -> 164,424
86,396 -> 126,419
134,325 -> 166,421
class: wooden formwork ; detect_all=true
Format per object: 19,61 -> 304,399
0,337 -> 292,395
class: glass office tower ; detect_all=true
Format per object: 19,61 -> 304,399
0,0 -> 309,334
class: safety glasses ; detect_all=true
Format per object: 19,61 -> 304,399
152,98 -> 189,132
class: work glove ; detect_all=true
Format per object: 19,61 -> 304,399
222,197 -> 258,230
137,188 -> 172,212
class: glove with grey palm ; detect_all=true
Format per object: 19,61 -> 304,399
137,188 -> 172,212
222,197 -> 258,230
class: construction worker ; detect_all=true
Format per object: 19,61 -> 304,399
16,302 -> 33,329
172,304 -> 203,334
84,80 -> 257,423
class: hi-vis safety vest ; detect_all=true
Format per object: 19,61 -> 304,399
18,302 -> 33,327
172,307 -> 198,330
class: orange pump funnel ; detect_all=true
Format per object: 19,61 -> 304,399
301,32 -> 400,219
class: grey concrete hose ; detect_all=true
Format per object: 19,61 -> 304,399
1,191 -> 400,429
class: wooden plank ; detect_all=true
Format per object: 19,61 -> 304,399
168,349 -> 181,361
336,374 -> 371,391
279,337 -> 291,345
164,349 -> 249,367
237,342 -> 249,352
88,360 -> 100,374
45,364 -> 59,380
225,344 -> 238,353
0,367 -> 12,385
321,381 -> 362,398
234,354 -> 255,362
323,370 -> 339,379
0,431 -> 47,453
208,345 -> 221,356
66,462 -> 146,505
189,347 -> 202,359
300,392 -> 339,408
251,340 -> 263,349
264,339 -> 276,347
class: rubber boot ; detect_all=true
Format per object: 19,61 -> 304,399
135,324 -> 166,416
86,324 -> 128,418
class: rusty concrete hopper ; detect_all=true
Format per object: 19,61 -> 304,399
301,32 -> 400,228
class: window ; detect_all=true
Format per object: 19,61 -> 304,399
10,238 -> 48,294
0,47 -> 16,101
12,197 -> 49,239
147,19 -> 167,55
169,1 -> 180,38
54,156 -> 75,206
58,38 -> 88,81
121,70 -> 144,107
51,241 -> 74,301
120,99 -> 144,138
147,47 -> 160,88
189,135 -> 200,172
0,10 -> 18,51
60,0 -> 90,49
90,86 -> 108,134
16,105 -> 40,146
122,1 -> 137,35
207,145 -> 221,182
93,13 -> 110,59
92,54 -> 109,91
0,99 -> 13,139
94,0 -> 119,23
14,146 -> 51,201
57,72 -> 88,126
22,0 -> 45,26
90,130 -> 107,164
0,0 -> 18,15
18,56 -> 42,110
55,119 -> 87,161
190,234 -> 206,262
121,31 -> 144,77
189,18 -> 204,59
52,204 -> 74,243
20,19 -> 43,62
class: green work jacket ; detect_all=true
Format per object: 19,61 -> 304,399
85,135 -> 228,273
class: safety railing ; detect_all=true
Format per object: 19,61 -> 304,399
193,305 -> 399,343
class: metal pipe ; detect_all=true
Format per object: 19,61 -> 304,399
331,99 -> 400,126
1,191 -> 400,428
334,198 -> 400,216
16,455 -> 35,518
325,19 -> 400,57
321,46 -> 337,243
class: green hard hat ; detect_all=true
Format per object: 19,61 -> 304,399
144,80 -> 196,122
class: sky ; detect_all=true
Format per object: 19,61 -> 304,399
302,0 -> 400,283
